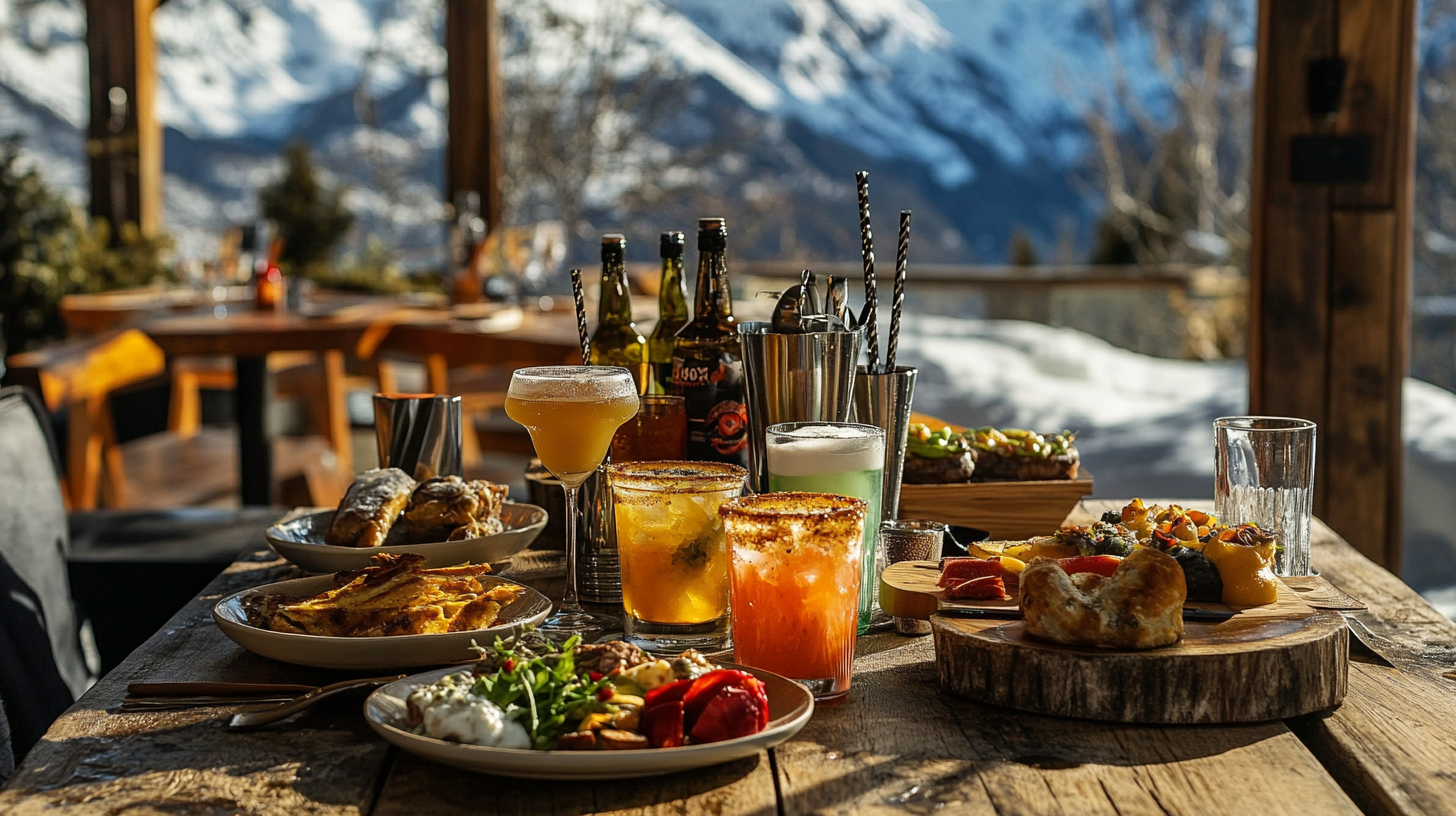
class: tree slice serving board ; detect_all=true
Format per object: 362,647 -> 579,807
880,560 -> 1349,724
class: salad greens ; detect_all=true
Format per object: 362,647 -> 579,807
469,634 -> 616,750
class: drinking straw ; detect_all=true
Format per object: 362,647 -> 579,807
886,210 -> 911,372
855,171 -> 881,372
569,267 -> 591,365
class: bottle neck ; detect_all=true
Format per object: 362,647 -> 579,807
693,247 -> 733,321
658,256 -> 688,321
598,255 -> 633,327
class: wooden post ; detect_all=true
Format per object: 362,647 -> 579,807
445,0 -> 504,233
84,0 -> 162,239
1249,0 -> 1416,570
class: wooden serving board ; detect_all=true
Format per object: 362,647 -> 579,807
879,560 -> 1348,724
897,474 -> 1094,540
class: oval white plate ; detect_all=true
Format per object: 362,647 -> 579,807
265,503 -> 547,573
213,575 -> 552,670
364,663 -> 814,779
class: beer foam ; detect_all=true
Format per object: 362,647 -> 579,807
507,366 -> 638,401
767,424 -> 884,476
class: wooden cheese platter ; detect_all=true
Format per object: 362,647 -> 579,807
879,560 -> 1349,724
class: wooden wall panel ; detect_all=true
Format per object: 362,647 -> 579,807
1333,0 -> 1405,208
84,0 -> 161,238
1325,210 -> 1401,567
445,0 -> 503,233
1250,0 -> 1415,569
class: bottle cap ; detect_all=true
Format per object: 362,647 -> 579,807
602,234 -> 626,263
697,217 -> 727,251
660,231 -> 685,258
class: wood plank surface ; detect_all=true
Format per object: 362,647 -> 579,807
771,635 -> 1358,816
7,501 -> 1456,816
1289,515 -> 1456,816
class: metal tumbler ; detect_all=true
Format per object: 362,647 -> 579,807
373,393 -> 463,480
738,322 -> 863,493
852,366 -> 918,523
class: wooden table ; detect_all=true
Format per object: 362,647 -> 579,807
145,310 -> 393,505
144,304 -> 583,504
6,500 -> 1456,815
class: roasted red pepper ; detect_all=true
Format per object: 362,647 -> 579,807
1055,555 -> 1123,577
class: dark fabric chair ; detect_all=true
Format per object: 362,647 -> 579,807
0,386 -> 96,777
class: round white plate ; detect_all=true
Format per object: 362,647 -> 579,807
364,663 -> 814,779
213,575 -> 552,670
265,503 -> 547,573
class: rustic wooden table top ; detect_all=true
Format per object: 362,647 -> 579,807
4,499 -> 1455,816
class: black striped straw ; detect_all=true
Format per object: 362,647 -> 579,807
855,171 -> 880,372
886,209 -> 911,372
569,267 -> 591,365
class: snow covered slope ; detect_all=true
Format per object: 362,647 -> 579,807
0,0 -> 1127,264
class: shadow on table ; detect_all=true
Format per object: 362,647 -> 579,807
377,750 -> 767,814
6,690 -> 389,809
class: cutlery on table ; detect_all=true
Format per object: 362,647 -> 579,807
228,675 -> 404,730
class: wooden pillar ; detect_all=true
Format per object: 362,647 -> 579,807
84,0 -> 162,239
1249,0 -> 1416,571
445,0 -> 504,233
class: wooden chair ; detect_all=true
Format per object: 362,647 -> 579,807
5,331 -> 345,509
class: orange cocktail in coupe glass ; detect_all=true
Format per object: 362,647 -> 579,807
719,492 -> 867,700
505,366 -> 639,639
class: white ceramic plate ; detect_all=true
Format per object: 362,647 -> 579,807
364,663 -> 814,779
213,575 -> 552,670
264,503 -> 547,573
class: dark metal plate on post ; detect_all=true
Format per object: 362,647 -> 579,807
1290,135 -> 1373,185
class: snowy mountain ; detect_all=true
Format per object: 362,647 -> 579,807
0,0 -> 1145,266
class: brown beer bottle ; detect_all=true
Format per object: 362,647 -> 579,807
589,234 -> 650,392
670,218 -> 748,465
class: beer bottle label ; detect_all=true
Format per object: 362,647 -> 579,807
672,354 -> 748,465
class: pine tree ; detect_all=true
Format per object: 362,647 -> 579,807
0,136 -> 171,353
258,142 -> 354,273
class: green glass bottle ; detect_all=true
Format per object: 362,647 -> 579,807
590,234 -> 649,393
670,217 -> 748,465
647,231 -> 689,394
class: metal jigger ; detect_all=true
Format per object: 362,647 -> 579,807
373,394 -> 463,480
739,322 -> 863,493
852,365 -> 917,523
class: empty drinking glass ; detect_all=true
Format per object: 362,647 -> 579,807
1214,416 -> 1317,576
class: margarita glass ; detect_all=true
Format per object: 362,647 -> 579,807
607,460 -> 746,653
505,366 -> 639,639
720,491 -> 866,700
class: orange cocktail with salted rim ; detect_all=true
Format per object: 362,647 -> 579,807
720,492 -> 867,700
608,461 -> 747,653
505,366 -> 639,639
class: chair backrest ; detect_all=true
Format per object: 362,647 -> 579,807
0,386 -> 95,767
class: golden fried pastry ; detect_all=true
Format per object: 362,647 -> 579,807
1019,548 -> 1186,650
402,476 -> 509,543
325,468 -> 416,548
446,516 -> 505,541
245,553 -> 522,637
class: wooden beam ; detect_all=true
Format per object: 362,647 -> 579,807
445,0 -> 504,233
84,0 -> 162,239
1249,0 -> 1416,571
